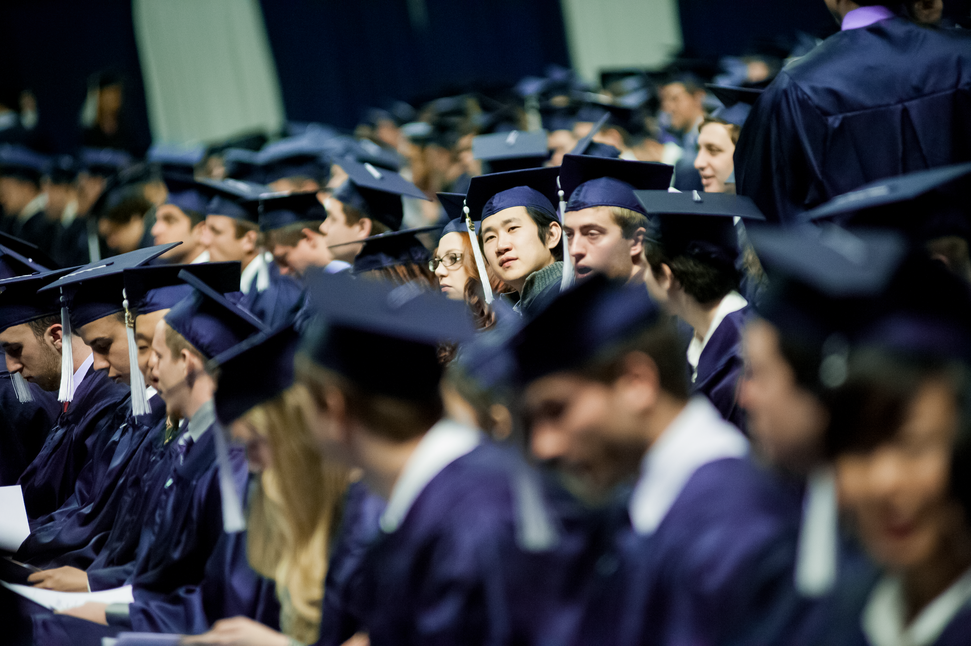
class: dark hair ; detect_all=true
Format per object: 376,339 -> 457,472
267,221 -> 326,248
609,207 -> 649,240
528,207 -> 564,262
26,315 -> 60,340
644,242 -> 738,304
183,207 -> 205,228
342,203 -> 390,236
100,186 -> 152,225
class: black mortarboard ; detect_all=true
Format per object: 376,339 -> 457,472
0,145 -> 46,183
331,158 -> 428,232
569,113 -> 611,156
164,269 -> 266,360
324,137 -> 402,172
147,143 -> 205,175
79,148 -> 132,177
212,325 -> 299,424
635,190 -> 766,267
0,268 -> 74,333
256,191 -> 327,233
46,155 -> 80,185
257,136 -> 330,184
198,178 -> 267,223
437,192 -> 471,236
560,154 -> 673,215
123,261 -> 241,316
466,166 -> 561,226
705,85 -> 763,108
89,162 -> 160,217
349,225 -> 440,274
300,271 -> 475,401
163,173 -> 211,215
472,130 -> 550,173
0,232 -> 59,275
223,148 -> 264,184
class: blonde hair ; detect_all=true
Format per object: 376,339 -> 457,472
244,384 -> 350,644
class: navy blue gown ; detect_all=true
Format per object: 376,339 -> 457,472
241,261 -> 306,329
0,368 -> 59,486
692,308 -> 747,432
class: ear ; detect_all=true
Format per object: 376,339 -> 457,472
356,217 -> 374,239
658,263 -> 678,292
241,229 -> 259,254
46,323 -> 64,352
180,348 -> 198,380
301,227 -> 318,245
614,351 -> 662,416
630,227 -> 646,258
546,220 -> 563,250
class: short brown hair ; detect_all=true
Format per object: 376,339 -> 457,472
26,315 -> 60,340
700,116 -> 741,146
609,206 -> 649,240
342,203 -> 390,236
233,219 -> 259,240
267,221 -> 325,248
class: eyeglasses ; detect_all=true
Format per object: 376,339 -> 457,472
429,252 -> 464,272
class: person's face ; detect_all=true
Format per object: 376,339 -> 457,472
76,173 -> 106,216
152,205 -> 204,261
455,133 -> 480,177
480,207 -> 558,292
272,230 -> 332,278
738,320 -> 828,473
547,130 -> 579,168
695,123 -> 736,194
0,323 -> 61,391
135,309 -> 167,388
230,418 -> 274,473
0,176 -> 39,215
78,314 -> 130,384
204,214 -> 252,263
432,232 -> 473,300
564,207 -> 641,281
643,264 -> 673,309
98,84 -> 123,115
99,215 -> 145,254
837,378 -> 967,572
660,83 -> 704,132
319,199 -> 369,263
43,181 -> 76,219
150,320 -> 188,417
523,371 -> 649,498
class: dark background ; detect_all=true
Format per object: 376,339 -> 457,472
2,0 -> 969,153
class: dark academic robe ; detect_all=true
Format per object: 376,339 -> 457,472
17,394 -> 168,569
692,307 -> 747,432
0,368 -> 58,486
8,209 -> 60,260
241,260 -> 305,329
735,17 -> 971,224
17,368 -> 127,520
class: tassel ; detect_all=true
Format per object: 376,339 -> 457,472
11,372 -> 33,403
464,201 -> 495,305
123,289 -> 150,417
214,422 -> 246,533
795,467 -> 838,597
58,289 -> 75,403
557,178 -> 575,292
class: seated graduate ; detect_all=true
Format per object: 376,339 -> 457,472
151,174 -> 211,265
822,255 -> 971,646
44,271 -> 269,639
635,189 -> 765,430
257,191 -> 333,279
182,326 -> 350,646
318,157 -> 429,270
25,261 -> 241,592
0,268 -> 127,520
199,177 -> 304,329
512,275 -> 806,645
295,272 -> 538,645
558,153 -> 672,284
465,166 -> 566,317
256,135 -> 331,194
0,145 -> 60,259
347,225 -> 439,288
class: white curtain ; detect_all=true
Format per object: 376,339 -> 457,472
560,0 -> 683,83
133,0 -> 285,145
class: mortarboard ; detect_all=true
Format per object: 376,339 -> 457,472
472,130 -> 550,173
325,137 -> 402,172
211,324 -> 300,425
330,158 -> 429,232
198,178 -> 267,223
45,155 -> 80,184
0,145 -> 46,183
437,192 -> 471,236
163,173 -> 211,216
710,103 -> 751,128
560,154 -> 674,215
348,225 -> 440,274
147,143 -> 205,175
89,162 -> 160,218
0,268 -> 75,333
299,271 -> 475,401
223,148 -> 264,184
510,273 -> 665,385
122,261 -> 241,316
164,269 -> 266,361
79,148 -> 132,177
256,191 -> 327,233
466,166 -> 560,224
257,136 -> 330,184
705,85 -> 763,108
635,190 -> 766,267
0,232 -> 59,276
39,243 -> 179,406
569,113 -> 624,159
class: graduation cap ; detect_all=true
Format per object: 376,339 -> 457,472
326,137 -> 403,172
437,192 -> 470,235
147,143 -> 205,175
256,191 -> 327,233
0,145 -> 46,183
560,154 -> 674,215
223,148 -> 264,184
163,173 -> 211,216
38,243 -> 179,405
466,166 -> 560,224
472,130 -> 550,173
211,324 -> 299,425
635,190 -> 766,267
299,270 -> 476,401
0,267 -> 75,334
510,273 -> 665,385
122,261 -> 241,316
349,225 -> 440,274
569,113 -> 612,156
89,162 -> 160,218
705,85 -> 763,109
164,269 -> 266,361
198,178 -> 267,223
330,158 -> 428,232
803,163 -> 971,243
45,155 -> 80,185
0,231 -> 59,275
79,148 -> 132,177
257,136 -> 330,184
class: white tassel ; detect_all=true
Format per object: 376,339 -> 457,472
795,467 -> 839,597
123,289 -> 150,417
58,289 -> 75,403
557,178 -> 575,292
11,372 -> 33,403
464,202 -> 494,305
214,422 -> 246,533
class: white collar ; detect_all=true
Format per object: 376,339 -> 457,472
73,352 -> 94,393
189,250 -> 210,264
18,192 -> 47,222
862,567 -> 971,646
325,259 -> 352,274
795,466 -> 838,597
58,200 -> 79,227
240,253 -> 270,294
629,397 -> 749,535
380,419 -> 482,533
686,291 -> 747,380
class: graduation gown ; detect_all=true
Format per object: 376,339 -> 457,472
0,368 -> 58,486
735,17 -> 971,224
692,307 -> 747,431
16,394 -> 168,569
240,257 -> 305,329
17,366 -> 127,520
618,398 -> 809,646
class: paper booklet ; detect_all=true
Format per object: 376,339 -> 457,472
1,580 -> 134,611
0,485 -> 30,552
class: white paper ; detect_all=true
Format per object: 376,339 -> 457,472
0,581 -> 133,611
0,485 -> 30,552
114,634 -> 181,646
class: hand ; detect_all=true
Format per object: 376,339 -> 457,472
27,566 -> 89,592
180,617 -> 290,646
342,634 -> 370,646
56,601 -> 108,625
